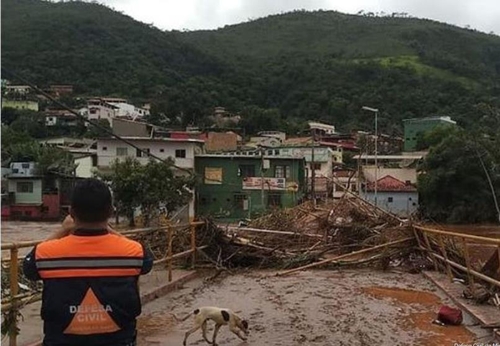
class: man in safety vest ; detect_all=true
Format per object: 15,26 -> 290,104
23,178 -> 153,346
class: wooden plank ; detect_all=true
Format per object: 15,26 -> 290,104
414,225 -> 500,245
416,246 -> 500,288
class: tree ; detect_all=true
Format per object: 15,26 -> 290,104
415,124 -> 459,151
1,126 -> 75,174
140,159 -> 195,226
100,157 -> 195,226
418,129 -> 500,223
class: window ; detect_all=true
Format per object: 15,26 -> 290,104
275,165 -> 285,178
136,148 -> 150,157
275,165 -> 291,178
274,150 -> 280,155
116,147 -> 128,156
17,182 -> 33,193
102,146 -> 107,151
312,163 -> 321,171
388,197 -> 393,203
21,163 -> 30,169
175,149 -> 186,158
268,194 -> 281,207
234,194 -> 248,210
238,165 -> 255,178
160,148 -> 165,153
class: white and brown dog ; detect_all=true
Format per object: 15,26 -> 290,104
175,306 -> 249,345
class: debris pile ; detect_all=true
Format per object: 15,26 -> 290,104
206,196 -> 416,269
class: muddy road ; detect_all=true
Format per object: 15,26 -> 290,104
137,269 -> 490,346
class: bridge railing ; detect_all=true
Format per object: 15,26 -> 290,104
413,225 -> 500,291
0,221 -> 207,346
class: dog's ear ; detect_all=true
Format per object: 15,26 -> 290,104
242,320 -> 249,329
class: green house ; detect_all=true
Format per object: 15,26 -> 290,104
195,153 -> 307,221
403,116 -> 456,152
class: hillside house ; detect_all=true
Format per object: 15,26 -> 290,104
5,84 -> 32,95
308,121 -> 336,136
44,110 -> 79,127
195,152 -> 306,220
361,175 -> 418,217
86,98 -> 150,123
6,162 -> 80,220
97,137 -> 205,220
403,116 -> 456,152
96,137 -> 204,170
332,169 -> 358,199
48,85 -> 74,97
2,99 -> 39,111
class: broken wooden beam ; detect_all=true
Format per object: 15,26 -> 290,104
276,237 -> 414,277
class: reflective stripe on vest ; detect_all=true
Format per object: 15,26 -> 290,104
36,234 -> 144,279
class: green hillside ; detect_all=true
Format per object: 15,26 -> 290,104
1,0 -> 225,98
2,1 -> 500,134
181,10 -> 500,76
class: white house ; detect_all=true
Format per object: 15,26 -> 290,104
96,137 -> 205,221
85,98 -> 150,123
107,102 -> 150,120
308,121 -> 336,135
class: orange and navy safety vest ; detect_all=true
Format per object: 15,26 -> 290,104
23,228 -> 153,346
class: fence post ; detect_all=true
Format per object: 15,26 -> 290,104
422,232 -> 438,271
9,247 -> 19,346
461,237 -> 475,292
438,235 -> 453,282
167,225 -> 173,282
190,223 -> 196,269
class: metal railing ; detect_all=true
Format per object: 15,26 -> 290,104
413,225 -> 500,291
0,221 -> 207,346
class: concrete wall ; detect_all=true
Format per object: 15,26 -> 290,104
361,191 -> 419,217
97,139 -> 199,169
111,118 -> 151,137
75,156 -> 95,178
205,132 -> 238,152
8,179 -> 43,204
195,156 -> 306,220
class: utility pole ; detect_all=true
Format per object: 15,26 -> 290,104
374,109 -> 378,207
362,106 -> 379,206
260,147 -> 265,209
311,129 -> 316,207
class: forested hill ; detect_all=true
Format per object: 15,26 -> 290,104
181,10 -> 500,79
2,0 -> 500,134
1,0 -> 225,98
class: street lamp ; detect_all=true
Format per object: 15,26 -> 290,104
362,106 -> 379,206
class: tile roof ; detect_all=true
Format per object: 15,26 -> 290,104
366,175 -> 417,192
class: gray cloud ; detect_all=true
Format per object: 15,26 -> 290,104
99,0 -> 500,34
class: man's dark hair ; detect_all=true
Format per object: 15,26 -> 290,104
71,178 -> 112,223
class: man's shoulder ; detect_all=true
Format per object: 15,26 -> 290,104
109,233 -> 141,245
36,237 -> 69,252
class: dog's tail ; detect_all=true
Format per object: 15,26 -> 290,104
171,308 -> 200,322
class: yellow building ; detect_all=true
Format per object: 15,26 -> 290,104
1,99 -> 39,111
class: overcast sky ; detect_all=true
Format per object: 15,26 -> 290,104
100,0 -> 499,35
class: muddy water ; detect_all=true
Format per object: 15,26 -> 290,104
137,270 -> 485,346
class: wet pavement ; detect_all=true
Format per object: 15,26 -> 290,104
137,269 -> 490,346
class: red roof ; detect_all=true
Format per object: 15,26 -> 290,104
319,141 -> 359,151
366,175 -> 416,192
